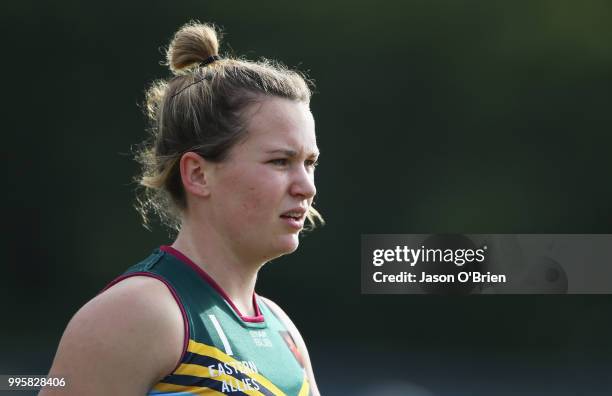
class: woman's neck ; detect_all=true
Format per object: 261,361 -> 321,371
171,220 -> 263,317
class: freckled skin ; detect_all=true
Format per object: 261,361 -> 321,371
207,97 -> 318,263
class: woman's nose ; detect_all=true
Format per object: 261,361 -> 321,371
290,166 -> 316,199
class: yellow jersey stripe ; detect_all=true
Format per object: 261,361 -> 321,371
151,381 -> 224,395
186,339 -> 286,396
173,363 -> 267,396
297,374 -> 310,396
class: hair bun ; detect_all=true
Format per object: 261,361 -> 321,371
166,21 -> 220,75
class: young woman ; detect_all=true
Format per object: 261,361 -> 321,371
42,21 -> 322,396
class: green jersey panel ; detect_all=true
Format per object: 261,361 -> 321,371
102,246 -> 310,396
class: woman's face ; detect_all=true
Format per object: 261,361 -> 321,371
208,97 -> 319,263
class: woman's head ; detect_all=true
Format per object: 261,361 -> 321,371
136,21 -> 323,247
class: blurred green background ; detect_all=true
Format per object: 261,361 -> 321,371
2,0 -> 611,394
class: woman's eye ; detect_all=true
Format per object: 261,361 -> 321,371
305,159 -> 319,168
269,158 -> 288,166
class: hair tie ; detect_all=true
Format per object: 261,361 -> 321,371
171,55 -> 221,99
200,55 -> 220,67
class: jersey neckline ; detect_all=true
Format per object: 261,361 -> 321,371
160,245 -> 265,323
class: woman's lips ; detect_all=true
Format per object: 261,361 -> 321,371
280,214 -> 304,230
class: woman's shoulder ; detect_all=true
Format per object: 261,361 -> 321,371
258,296 -> 321,396
259,296 -> 292,325
41,276 -> 185,395
76,275 -> 185,372
94,275 -> 185,338
259,296 -> 305,347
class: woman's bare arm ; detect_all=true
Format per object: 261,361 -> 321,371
40,276 -> 185,396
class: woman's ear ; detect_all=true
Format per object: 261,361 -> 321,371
179,152 -> 212,198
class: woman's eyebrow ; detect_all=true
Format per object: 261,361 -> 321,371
265,148 -> 320,158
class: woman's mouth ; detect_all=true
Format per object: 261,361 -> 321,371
280,209 -> 306,230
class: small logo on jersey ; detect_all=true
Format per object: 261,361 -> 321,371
279,330 -> 305,368
249,330 -> 272,348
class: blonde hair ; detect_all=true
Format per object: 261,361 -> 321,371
135,21 -> 323,231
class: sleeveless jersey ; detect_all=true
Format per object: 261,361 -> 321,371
102,246 -> 311,396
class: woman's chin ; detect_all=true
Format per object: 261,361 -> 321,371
271,234 -> 300,257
